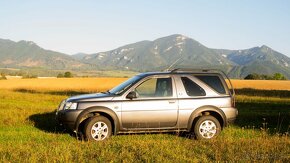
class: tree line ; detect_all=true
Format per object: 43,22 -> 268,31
1,71 -> 287,80
244,73 -> 287,80
0,71 -> 74,79
57,72 -> 73,78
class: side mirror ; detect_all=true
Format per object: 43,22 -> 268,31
126,91 -> 137,99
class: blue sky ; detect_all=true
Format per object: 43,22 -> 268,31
0,0 -> 289,56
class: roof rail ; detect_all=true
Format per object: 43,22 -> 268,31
169,68 -> 235,96
170,68 -> 222,73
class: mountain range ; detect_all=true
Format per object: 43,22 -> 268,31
0,39 -> 94,70
0,35 -> 289,78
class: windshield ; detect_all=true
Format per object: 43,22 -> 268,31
109,75 -> 142,95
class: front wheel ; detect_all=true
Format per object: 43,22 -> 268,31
84,116 -> 112,141
193,115 -> 221,139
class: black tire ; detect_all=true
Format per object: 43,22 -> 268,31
193,115 -> 221,140
84,116 -> 112,141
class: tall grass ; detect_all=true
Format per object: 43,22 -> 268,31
0,129 -> 289,162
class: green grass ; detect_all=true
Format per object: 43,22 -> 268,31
0,90 -> 289,162
235,88 -> 290,98
235,95 -> 290,133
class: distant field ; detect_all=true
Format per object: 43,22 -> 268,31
231,79 -> 290,90
0,77 -> 126,92
0,78 -> 290,92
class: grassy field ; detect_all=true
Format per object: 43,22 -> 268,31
231,79 -> 290,90
0,78 -> 289,162
0,77 -> 127,92
1,78 -> 290,91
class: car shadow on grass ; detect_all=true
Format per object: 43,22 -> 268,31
14,88 -> 90,96
234,101 -> 290,133
28,111 -> 194,140
235,88 -> 290,98
28,111 -> 69,134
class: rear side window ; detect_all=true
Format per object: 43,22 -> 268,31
181,77 -> 206,96
195,75 -> 226,94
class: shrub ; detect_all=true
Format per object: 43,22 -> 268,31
22,74 -> 38,79
64,71 -> 73,78
272,73 -> 286,80
0,73 -> 7,80
57,73 -> 64,78
244,73 -> 260,80
57,72 -> 73,78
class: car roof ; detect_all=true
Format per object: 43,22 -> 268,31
137,69 -> 229,77
137,71 -> 223,78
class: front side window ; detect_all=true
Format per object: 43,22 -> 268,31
135,77 -> 172,98
181,77 -> 206,96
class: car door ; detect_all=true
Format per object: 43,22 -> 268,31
121,75 -> 178,129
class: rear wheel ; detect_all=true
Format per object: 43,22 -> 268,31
193,115 -> 221,139
84,116 -> 112,141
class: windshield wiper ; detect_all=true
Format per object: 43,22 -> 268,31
114,84 -> 132,95
101,90 -> 111,94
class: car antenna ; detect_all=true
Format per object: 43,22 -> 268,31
163,56 -> 184,72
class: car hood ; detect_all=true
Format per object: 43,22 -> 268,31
66,93 -> 114,102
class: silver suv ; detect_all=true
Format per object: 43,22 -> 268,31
56,69 -> 238,141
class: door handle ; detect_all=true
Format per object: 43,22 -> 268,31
168,100 -> 176,104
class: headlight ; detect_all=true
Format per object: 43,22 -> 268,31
64,102 -> 78,110
58,100 -> 66,111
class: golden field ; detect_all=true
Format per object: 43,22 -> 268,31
0,77 -> 127,92
0,78 -> 289,92
230,79 -> 290,90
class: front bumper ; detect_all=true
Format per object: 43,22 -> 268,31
56,109 -> 82,131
